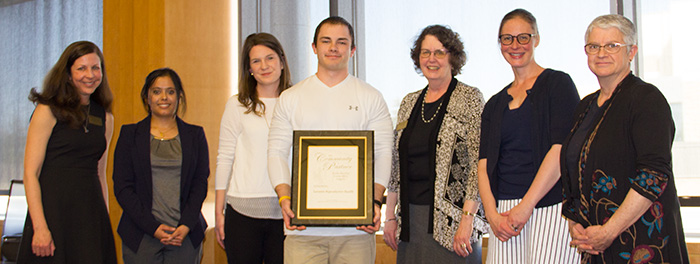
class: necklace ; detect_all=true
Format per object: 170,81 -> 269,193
83,103 -> 90,133
421,90 -> 443,123
153,123 -> 177,141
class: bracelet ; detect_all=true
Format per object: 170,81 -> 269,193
463,210 -> 477,217
384,218 -> 397,222
373,199 -> 383,208
278,196 -> 291,205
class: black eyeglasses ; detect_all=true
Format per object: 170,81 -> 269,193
499,33 -> 536,45
584,43 -> 631,54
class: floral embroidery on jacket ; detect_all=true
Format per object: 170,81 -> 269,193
641,202 -> 664,237
592,170 -> 617,195
631,168 -> 668,198
562,74 -> 687,264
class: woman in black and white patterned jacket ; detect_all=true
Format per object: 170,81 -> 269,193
384,24 -> 488,264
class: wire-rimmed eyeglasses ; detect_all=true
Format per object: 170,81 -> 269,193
584,43 -> 632,54
419,49 -> 449,59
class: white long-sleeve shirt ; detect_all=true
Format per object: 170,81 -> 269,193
216,96 -> 277,198
267,74 -> 393,236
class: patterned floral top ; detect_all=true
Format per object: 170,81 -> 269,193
561,73 -> 688,264
388,79 -> 489,249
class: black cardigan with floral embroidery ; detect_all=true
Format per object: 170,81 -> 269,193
561,73 -> 688,264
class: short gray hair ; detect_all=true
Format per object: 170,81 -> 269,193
585,14 -> 637,46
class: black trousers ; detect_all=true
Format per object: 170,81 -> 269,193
224,204 -> 284,264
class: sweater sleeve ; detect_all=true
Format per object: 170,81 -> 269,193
548,72 -> 581,144
629,86 -> 674,202
267,92 -> 294,188
366,90 -> 394,188
215,96 -> 243,190
388,95 -> 413,193
464,86 -> 485,201
478,97 -> 495,160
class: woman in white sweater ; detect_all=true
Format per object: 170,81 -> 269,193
214,33 -> 292,264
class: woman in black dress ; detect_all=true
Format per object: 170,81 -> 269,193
19,41 -> 117,263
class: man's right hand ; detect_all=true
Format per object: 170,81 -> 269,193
280,198 -> 306,231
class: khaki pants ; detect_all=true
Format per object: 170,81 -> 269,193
284,234 -> 376,264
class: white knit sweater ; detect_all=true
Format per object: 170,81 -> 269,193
267,74 -> 393,236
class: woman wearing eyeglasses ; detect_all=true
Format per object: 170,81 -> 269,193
477,8 -> 581,263
383,25 -> 488,263
561,14 -> 688,264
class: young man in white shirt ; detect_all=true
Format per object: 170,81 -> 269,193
267,16 -> 393,263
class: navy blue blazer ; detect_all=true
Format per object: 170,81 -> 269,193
113,115 -> 209,252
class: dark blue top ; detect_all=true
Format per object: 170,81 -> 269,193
565,98 -> 602,195
497,95 -> 536,199
480,69 -> 580,208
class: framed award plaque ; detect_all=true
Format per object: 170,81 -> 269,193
290,130 -> 374,226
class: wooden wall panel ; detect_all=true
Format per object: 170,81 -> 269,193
164,0 -> 230,176
103,1 -> 137,262
164,1 -> 230,263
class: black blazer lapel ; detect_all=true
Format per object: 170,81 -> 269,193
135,116 -> 153,201
176,117 -> 193,202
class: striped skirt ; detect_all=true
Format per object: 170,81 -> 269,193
486,199 -> 580,264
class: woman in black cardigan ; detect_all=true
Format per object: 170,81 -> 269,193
478,9 -> 580,263
561,14 -> 688,263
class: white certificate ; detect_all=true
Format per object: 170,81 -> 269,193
306,146 -> 359,209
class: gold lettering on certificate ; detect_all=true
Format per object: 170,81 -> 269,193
306,146 -> 359,209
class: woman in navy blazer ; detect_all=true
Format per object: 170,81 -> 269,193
113,68 -> 209,263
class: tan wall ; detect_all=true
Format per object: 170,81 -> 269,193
103,1 -> 230,263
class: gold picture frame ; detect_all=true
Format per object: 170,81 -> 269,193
290,130 -> 374,226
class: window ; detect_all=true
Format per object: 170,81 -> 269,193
638,0 -> 700,238
638,0 -> 700,196
363,1 -> 609,120
0,0 -> 103,191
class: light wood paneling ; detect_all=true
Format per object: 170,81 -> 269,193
376,234 -> 397,264
163,1 -> 230,263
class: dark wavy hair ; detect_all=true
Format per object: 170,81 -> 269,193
313,16 -> 355,50
29,41 -> 113,128
499,8 -> 539,37
140,68 -> 187,116
410,25 -> 466,76
238,33 -> 292,116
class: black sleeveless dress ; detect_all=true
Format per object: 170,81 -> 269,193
17,102 -> 117,263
